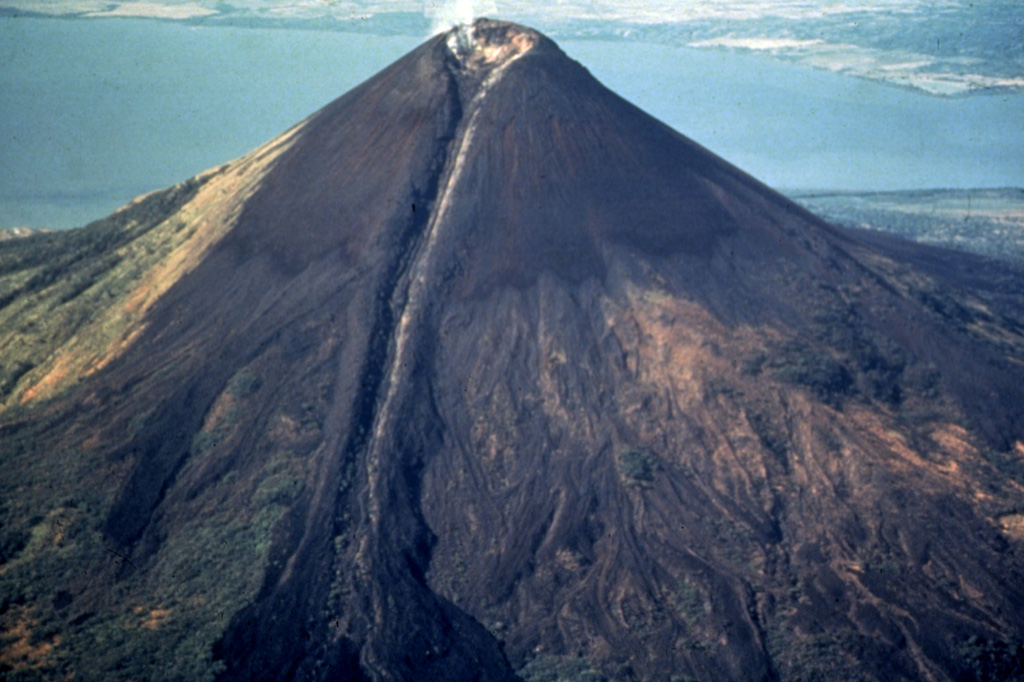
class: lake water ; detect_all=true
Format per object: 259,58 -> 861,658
2,16 -> 1023,229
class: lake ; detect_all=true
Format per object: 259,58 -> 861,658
2,16 -> 1022,229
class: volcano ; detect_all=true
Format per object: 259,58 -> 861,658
2,19 -> 1024,682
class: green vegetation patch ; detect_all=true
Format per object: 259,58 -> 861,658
0,436 -> 301,681
519,655 -> 607,682
670,580 -> 706,629
226,368 -> 262,399
0,357 -> 305,681
0,176 -> 208,406
745,340 -> 854,407
768,341 -> 854,406
617,447 -> 659,483
956,634 -> 1024,682
765,623 -> 875,682
983,448 -> 1024,488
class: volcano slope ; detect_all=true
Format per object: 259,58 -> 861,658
3,19 -> 1024,682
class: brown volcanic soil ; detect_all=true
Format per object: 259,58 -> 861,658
2,19 -> 1024,682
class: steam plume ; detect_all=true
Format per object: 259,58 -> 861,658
425,0 -> 498,34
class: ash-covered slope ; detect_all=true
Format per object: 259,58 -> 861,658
3,19 -> 1024,682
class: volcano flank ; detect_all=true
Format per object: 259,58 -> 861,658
2,19 -> 1024,682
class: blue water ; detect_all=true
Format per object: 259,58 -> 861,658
0,18 -> 422,228
1,16 -> 1022,229
563,39 -> 1024,194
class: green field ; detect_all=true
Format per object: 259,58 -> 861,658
793,188 -> 1024,266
